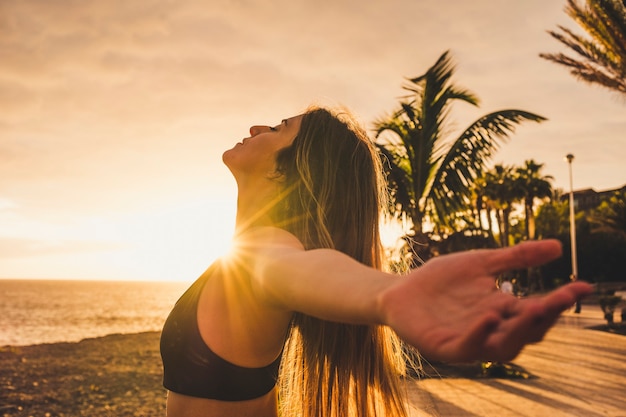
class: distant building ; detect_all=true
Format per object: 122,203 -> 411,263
561,184 -> 626,211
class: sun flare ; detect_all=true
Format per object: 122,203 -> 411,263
124,196 -> 237,282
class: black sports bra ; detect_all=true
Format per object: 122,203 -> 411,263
160,264 -> 282,401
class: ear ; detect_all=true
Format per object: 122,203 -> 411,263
267,167 -> 286,182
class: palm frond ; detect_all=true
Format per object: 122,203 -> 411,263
376,144 -> 415,215
540,0 -> 626,96
425,111 -> 547,227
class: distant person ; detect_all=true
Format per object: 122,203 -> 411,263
500,280 -> 514,295
160,106 -> 592,417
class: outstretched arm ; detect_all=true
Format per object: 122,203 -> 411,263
251,229 -> 592,363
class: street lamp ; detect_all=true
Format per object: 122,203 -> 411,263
565,153 -> 581,313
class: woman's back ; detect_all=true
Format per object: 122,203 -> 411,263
161,247 -> 294,416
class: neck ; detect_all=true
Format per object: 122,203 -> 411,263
233,180 -> 281,234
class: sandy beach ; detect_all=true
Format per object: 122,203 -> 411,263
2,305 -> 624,417
0,332 -> 166,417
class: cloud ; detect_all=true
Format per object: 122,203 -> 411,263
0,0 -> 624,279
0,198 -> 18,211
0,237 -> 124,259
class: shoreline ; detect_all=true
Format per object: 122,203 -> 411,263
0,330 -> 166,350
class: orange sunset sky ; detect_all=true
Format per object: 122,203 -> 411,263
1,0 -> 624,282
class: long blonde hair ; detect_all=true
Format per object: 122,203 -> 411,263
273,107 -> 410,417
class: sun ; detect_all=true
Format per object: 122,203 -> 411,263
102,195 -> 238,282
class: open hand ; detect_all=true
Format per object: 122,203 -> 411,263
380,240 -> 593,363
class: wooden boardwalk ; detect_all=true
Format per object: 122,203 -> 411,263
406,307 -> 626,417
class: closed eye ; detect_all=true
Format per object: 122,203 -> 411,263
269,126 -> 277,131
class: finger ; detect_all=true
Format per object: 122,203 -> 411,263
485,240 -> 563,276
487,283 -> 593,354
542,281 -> 594,314
448,312 -> 501,362
522,282 -> 594,343
481,300 -> 549,361
510,299 -> 558,345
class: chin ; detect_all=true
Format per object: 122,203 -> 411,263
222,146 -> 235,160
221,149 -> 238,174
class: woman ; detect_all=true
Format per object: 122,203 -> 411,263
160,106 -> 591,417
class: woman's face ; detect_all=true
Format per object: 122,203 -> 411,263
222,115 -> 302,180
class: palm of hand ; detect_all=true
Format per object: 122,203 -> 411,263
381,241 -> 592,363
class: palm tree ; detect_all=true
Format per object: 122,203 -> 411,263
472,177 -> 488,231
515,160 -> 554,240
472,176 -> 499,244
375,51 -> 546,241
589,189 -> 626,238
481,165 -> 524,247
535,193 -> 572,239
540,0 -> 626,97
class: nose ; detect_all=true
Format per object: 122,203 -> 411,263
249,125 -> 270,136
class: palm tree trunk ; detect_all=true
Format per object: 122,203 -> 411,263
495,210 -> 505,247
524,201 -> 532,240
502,207 -> 512,247
487,208 -> 496,243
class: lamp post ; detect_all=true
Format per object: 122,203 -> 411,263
566,153 -> 581,313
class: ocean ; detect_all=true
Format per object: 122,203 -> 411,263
0,279 -> 190,347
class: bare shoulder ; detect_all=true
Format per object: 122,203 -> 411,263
225,227 -> 305,310
233,226 -> 304,253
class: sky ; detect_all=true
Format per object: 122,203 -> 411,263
1,0 -> 624,281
